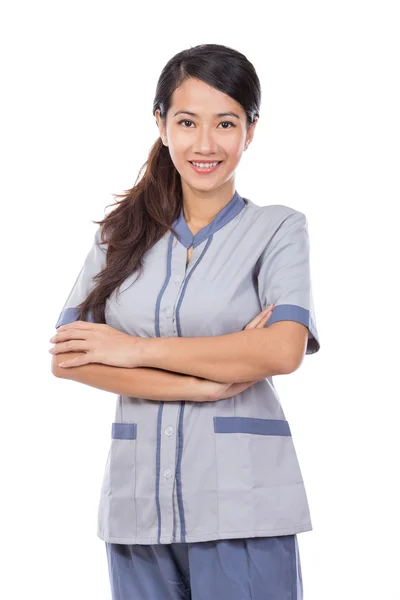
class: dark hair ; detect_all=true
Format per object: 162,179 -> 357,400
78,43 -> 261,324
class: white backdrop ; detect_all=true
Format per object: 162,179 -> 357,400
2,1 -> 399,598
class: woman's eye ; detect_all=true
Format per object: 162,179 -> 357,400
178,120 -> 195,127
218,121 -> 235,129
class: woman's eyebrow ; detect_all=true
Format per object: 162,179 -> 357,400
173,110 -> 241,119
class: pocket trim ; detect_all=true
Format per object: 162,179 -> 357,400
111,422 -> 137,440
213,416 -> 291,436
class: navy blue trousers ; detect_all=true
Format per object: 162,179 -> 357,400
105,534 -> 303,599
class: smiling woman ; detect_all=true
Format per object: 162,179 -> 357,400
51,43 -> 320,600
156,77 -> 256,196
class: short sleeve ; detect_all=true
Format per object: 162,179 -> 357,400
55,227 -> 107,329
256,209 -> 320,355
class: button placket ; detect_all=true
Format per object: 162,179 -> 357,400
162,424 -> 175,480
158,403 -> 180,541
157,242 -> 185,539
161,259 -> 186,331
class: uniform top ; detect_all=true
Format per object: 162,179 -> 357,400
56,190 -> 320,545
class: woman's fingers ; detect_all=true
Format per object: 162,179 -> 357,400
256,310 -> 273,328
244,305 -> 274,330
218,379 -> 260,399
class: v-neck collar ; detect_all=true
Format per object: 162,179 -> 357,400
171,190 -> 246,249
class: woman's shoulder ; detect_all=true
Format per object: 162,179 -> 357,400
243,197 -> 306,226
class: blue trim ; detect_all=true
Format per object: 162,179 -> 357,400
175,401 -> 186,542
55,307 -> 94,328
266,304 -> 309,328
174,235 -> 214,542
265,303 -> 320,355
153,235 -> 175,542
214,416 -> 291,436
171,190 -> 245,249
111,422 -> 137,440
175,236 -> 213,336
155,234 -> 174,337
155,403 -> 164,544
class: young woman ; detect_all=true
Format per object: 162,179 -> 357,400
50,43 -> 320,600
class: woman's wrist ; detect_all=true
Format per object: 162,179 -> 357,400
186,376 -> 217,402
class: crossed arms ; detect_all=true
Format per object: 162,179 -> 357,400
51,321 -> 308,402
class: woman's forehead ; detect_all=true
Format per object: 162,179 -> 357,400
169,78 -> 245,117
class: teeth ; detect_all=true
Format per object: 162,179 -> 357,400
191,161 -> 220,168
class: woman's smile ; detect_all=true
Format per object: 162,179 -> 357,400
189,160 -> 223,174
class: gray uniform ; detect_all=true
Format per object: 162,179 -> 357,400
55,190 -> 320,545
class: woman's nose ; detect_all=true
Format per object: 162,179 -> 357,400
192,126 -> 218,153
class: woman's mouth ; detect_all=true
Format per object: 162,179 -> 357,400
189,161 -> 223,174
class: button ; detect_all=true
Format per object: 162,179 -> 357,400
165,426 -> 174,436
164,308 -> 172,317
164,468 -> 173,478
175,275 -> 182,282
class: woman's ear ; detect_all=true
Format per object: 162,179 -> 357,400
155,109 -> 168,146
244,116 -> 259,150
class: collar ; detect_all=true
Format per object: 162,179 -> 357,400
171,190 -> 246,249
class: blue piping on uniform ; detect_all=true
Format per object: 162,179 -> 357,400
154,233 -> 174,542
155,402 -> 164,544
175,401 -> 186,542
155,234 -> 174,337
175,235 -> 214,542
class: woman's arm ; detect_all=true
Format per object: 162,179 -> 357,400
51,352 -> 208,402
137,325 -> 305,383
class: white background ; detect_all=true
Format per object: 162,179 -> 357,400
2,1 -> 399,598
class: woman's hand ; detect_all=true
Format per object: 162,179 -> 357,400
49,304 -> 274,374
49,322 -> 141,369
195,304 -> 275,402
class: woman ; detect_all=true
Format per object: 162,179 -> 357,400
50,43 -> 320,600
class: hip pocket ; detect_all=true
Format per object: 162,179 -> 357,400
213,416 -> 303,489
108,422 -> 137,497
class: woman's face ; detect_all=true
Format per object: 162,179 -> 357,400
155,77 -> 257,194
